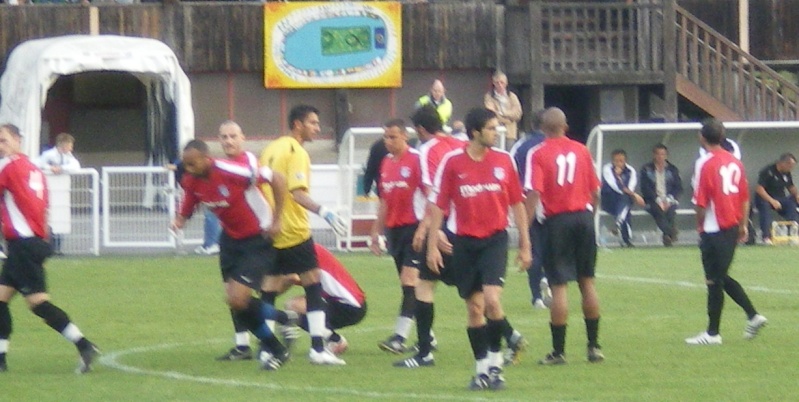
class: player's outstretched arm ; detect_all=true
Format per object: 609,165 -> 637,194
289,188 -> 347,236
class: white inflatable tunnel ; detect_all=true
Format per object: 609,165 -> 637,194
0,35 -> 194,163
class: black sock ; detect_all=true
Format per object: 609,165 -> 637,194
499,317 -> 514,344
585,317 -> 600,348
32,301 -> 70,333
723,276 -> 758,319
232,309 -> 248,333
235,298 -> 264,331
486,319 -> 504,353
304,283 -> 326,352
0,301 -> 10,364
400,285 -> 416,318
274,310 -> 289,325
415,301 -> 434,356
261,336 -> 286,355
551,323 -> 566,355
466,325 -> 488,360
261,291 -> 278,306
304,283 -> 325,312
0,301 -> 11,340
329,332 -> 341,343
707,282 -> 725,335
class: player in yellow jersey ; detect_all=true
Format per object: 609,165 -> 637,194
259,104 -> 348,365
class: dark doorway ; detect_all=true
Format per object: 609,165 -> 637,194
544,85 -> 592,143
42,71 -> 173,167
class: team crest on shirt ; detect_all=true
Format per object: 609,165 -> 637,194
218,185 -> 230,197
493,167 -> 505,180
400,166 -> 411,178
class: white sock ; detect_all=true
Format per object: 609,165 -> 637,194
321,327 -> 333,339
476,357 -> 490,376
0,339 -> 8,354
395,316 -> 414,340
307,311 -> 326,338
61,323 -> 84,344
234,332 -> 250,348
488,351 -> 502,369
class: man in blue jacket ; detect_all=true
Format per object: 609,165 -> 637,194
639,144 -> 683,246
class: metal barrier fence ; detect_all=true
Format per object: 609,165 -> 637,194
32,165 -> 354,256
100,166 -> 201,250
46,169 -> 100,256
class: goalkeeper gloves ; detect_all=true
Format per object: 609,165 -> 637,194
318,206 -> 347,237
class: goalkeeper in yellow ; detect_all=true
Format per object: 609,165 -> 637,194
259,104 -> 348,366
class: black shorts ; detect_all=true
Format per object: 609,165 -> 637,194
699,227 -> 739,282
418,227 -> 457,286
327,300 -> 368,330
386,224 -> 423,274
272,238 -> 318,275
543,211 -> 597,285
451,230 -> 509,299
219,233 -> 275,289
0,237 -> 53,296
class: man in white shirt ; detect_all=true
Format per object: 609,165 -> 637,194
36,133 -> 81,255
37,133 -> 81,174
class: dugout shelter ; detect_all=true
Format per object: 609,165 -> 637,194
0,35 -> 194,167
587,122 -> 799,245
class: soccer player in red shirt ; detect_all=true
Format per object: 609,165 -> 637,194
685,119 -> 767,345
279,244 -> 367,356
172,139 -> 296,370
0,124 -> 100,374
214,120 -> 274,362
524,107 -> 604,365
427,108 -> 531,390
369,119 -> 426,356
387,106 -> 464,365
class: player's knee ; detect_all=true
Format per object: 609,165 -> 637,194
399,267 -> 418,286
25,293 -> 50,309
484,302 -> 503,320
466,298 -> 484,321
226,294 -> 250,311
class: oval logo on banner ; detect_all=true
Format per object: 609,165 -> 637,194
265,2 -> 402,88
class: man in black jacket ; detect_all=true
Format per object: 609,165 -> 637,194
639,144 -> 683,246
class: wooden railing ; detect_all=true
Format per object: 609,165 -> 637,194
675,4 -> 799,120
539,2 -> 663,75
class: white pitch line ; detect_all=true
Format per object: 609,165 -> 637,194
598,274 -> 797,295
98,340 -> 522,402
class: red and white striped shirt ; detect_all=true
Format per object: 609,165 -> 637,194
0,154 -> 49,240
692,149 -> 749,233
315,244 -> 366,308
431,148 -> 523,238
419,134 -> 466,188
179,158 -> 275,239
378,148 -> 425,228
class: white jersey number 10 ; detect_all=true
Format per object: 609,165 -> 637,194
719,163 -> 741,195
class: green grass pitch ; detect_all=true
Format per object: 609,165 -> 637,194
2,245 -> 797,401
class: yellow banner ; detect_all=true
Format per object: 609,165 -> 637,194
264,2 -> 402,89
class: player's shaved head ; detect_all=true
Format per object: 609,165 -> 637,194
182,140 -> 212,177
540,107 -> 568,137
